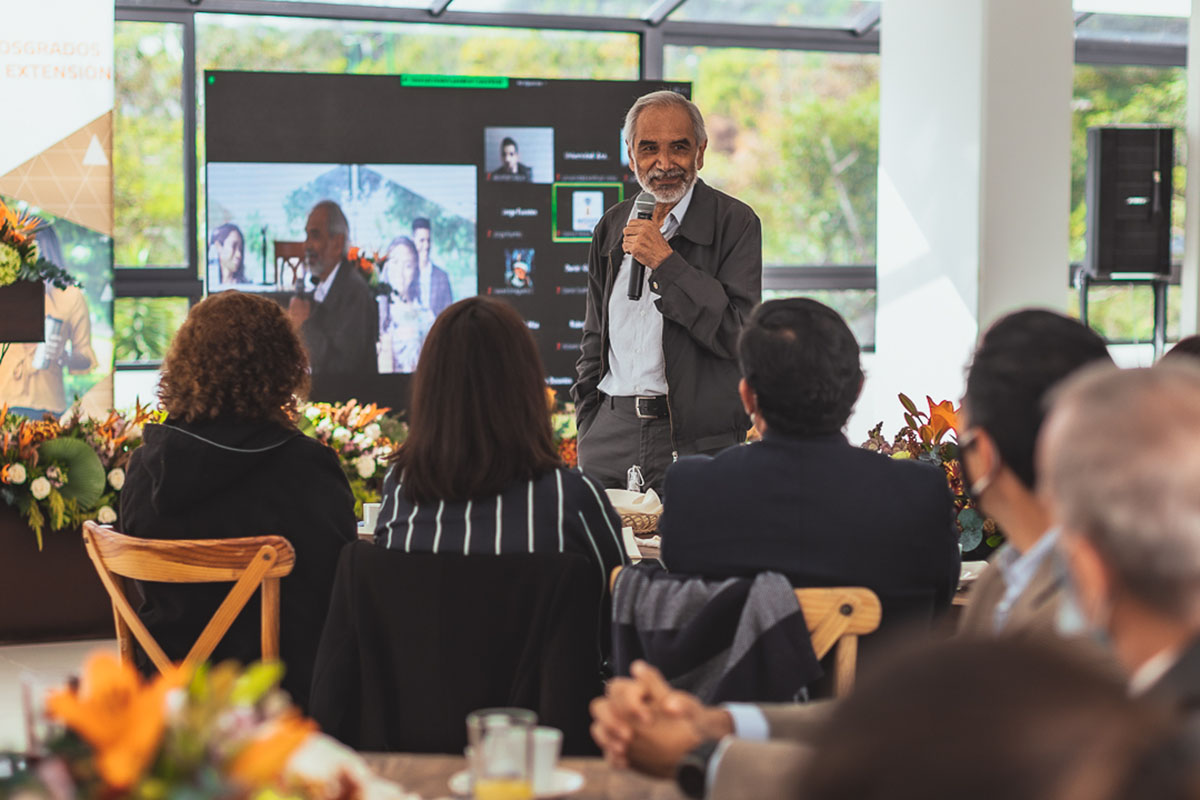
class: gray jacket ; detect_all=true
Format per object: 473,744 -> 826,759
571,179 -> 762,455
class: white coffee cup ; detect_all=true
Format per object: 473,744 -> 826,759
531,726 -> 563,794
362,502 -> 382,531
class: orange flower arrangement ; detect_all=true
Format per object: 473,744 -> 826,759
863,394 -> 999,556
45,652 -> 187,790
0,198 -> 77,289
226,711 -> 318,786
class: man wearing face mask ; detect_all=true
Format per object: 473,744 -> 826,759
1042,364 -> 1200,713
573,90 -> 762,493
956,310 -> 1113,638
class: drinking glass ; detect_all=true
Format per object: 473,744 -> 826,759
466,708 -> 536,800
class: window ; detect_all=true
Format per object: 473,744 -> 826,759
1069,63 -> 1185,343
665,45 -> 879,267
114,20 -> 187,269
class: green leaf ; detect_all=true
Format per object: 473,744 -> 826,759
231,661 -> 285,706
959,527 -> 983,552
37,437 -> 105,510
903,413 -> 917,431
957,507 -> 984,533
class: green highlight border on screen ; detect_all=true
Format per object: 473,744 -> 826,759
400,74 -> 509,89
550,182 -> 624,243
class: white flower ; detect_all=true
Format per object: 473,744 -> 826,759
351,433 -> 369,449
363,423 -> 382,442
304,405 -> 322,421
97,505 -> 117,524
30,476 -> 51,500
107,467 -> 126,490
354,454 -> 376,479
5,463 -> 27,484
315,419 -> 333,436
332,426 -> 352,446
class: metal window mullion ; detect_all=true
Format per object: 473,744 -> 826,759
183,12 -> 199,285
640,26 -> 665,80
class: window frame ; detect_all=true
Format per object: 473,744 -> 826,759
111,0 -> 1188,360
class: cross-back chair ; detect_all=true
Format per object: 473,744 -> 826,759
609,566 -> 881,697
81,521 -> 296,674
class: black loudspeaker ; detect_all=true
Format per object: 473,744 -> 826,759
1085,126 -> 1173,278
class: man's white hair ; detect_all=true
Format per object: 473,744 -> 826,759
311,199 -> 349,255
622,90 -> 707,151
1041,363 -> 1200,621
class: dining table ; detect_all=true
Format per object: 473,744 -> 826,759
362,753 -> 688,800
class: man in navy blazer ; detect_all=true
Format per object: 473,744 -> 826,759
659,298 -> 961,640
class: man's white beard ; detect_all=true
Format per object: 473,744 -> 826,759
635,163 -> 697,205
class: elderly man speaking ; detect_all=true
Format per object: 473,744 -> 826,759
572,90 -> 762,493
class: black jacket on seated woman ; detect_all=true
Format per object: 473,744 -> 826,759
119,291 -> 356,711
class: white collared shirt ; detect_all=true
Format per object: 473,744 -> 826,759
597,184 -> 694,398
312,262 -> 341,304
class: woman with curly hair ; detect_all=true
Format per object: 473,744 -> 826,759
119,291 -> 356,710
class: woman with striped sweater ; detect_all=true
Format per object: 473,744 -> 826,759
374,296 -> 627,588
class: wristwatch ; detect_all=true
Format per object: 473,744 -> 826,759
676,739 -> 721,799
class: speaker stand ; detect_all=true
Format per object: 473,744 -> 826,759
1077,271 -> 1169,361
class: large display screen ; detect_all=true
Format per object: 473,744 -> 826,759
204,71 -> 690,406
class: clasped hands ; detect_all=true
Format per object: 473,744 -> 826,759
590,660 -> 733,779
622,219 -> 673,270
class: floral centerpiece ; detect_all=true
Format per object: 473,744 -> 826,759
345,246 -> 394,300
548,389 -> 578,469
0,404 -> 162,549
2,400 -> 409,548
862,394 -> 1001,557
297,400 -> 406,516
3,653 -> 412,799
0,199 -> 82,365
0,199 -> 78,291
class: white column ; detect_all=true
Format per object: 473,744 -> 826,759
852,0 -> 1074,437
1181,0 -> 1200,335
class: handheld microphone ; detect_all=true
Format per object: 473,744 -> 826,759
627,191 -> 657,301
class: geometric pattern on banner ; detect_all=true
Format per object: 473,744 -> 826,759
0,112 -> 112,237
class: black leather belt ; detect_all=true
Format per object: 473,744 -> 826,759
608,394 -> 669,420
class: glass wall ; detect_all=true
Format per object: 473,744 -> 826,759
114,21 -> 186,269
1068,63 -> 1185,343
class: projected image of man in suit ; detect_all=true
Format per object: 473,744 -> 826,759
411,217 -> 453,317
287,200 -> 377,392
489,136 -> 532,181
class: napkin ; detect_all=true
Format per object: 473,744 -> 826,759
605,488 -> 663,516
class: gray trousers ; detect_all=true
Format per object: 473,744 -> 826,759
577,396 -> 675,494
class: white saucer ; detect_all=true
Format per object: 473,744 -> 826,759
447,768 -> 584,798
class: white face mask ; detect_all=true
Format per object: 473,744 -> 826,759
1053,547 -> 1113,651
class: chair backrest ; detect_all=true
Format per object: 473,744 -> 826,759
794,586 -> 881,697
274,240 -> 306,287
310,543 -> 604,755
609,566 -> 881,697
81,521 -> 296,674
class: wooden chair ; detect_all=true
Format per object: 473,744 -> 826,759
609,566 -> 881,698
81,521 -> 296,674
274,240 -> 306,289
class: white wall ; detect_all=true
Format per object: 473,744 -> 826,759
858,0 -> 1074,438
